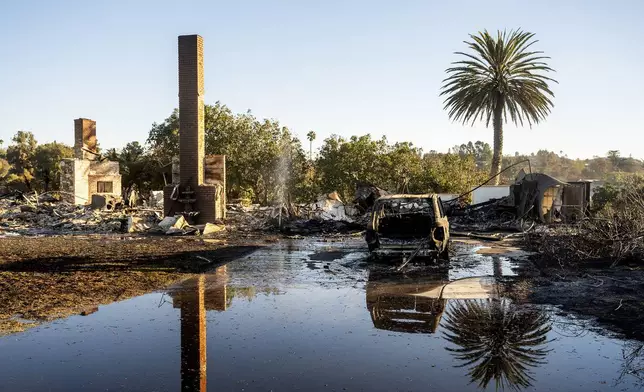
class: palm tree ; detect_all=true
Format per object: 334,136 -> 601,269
441,30 -> 557,184
443,299 -> 551,391
306,130 -> 316,161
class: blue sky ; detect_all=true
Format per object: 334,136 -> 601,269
1,0 -> 642,159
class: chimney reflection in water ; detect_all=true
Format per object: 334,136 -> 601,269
175,266 -> 229,391
179,274 -> 207,391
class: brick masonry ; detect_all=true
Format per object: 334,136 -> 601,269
196,184 -> 224,223
178,34 -> 205,190
204,155 -> 225,185
164,34 -> 226,224
60,159 -> 76,203
204,155 -> 226,220
163,184 -> 224,222
60,159 -> 122,205
74,118 -> 97,160
61,120 -> 122,205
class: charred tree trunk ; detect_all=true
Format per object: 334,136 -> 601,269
490,98 -> 504,185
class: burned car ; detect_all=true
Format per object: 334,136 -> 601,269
365,194 -> 449,260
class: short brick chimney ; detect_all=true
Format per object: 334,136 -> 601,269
74,118 -> 97,160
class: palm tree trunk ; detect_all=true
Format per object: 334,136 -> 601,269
490,100 -> 504,185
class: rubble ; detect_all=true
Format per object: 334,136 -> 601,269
447,172 -> 576,234
308,192 -> 356,222
226,191 -> 369,235
0,191 -> 155,236
524,181 -> 644,267
158,216 -> 178,231
127,216 -> 156,233
149,191 -> 164,209
278,219 -> 363,235
354,183 -> 389,213
91,194 -> 123,211
202,222 -> 226,236
448,196 -> 528,233
0,190 -> 231,237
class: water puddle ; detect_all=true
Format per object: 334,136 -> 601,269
0,239 -> 642,391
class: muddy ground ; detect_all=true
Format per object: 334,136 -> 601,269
0,235 -> 265,334
1,232 -> 644,342
527,261 -> 644,340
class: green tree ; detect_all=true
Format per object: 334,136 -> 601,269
0,140 -> 7,177
607,150 -> 621,171
618,156 -> 643,174
316,134 -> 391,201
443,299 -> 551,391
147,109 -> 180,164
6,131 -> 38,190
418,152 -> 486,194
33,142 -> 73,192
147,102 -> 309,204
451,141 -> 493,171
316,136 -> 486,199
306,130 -> 316,161
383,142 -> 424,193
441,30 -> 557,184
0,158 -> 9,180
106,141 -> 165,200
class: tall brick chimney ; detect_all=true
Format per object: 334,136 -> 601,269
164,34 -> 225,223
74,118 -> 97,160
178,35 -> 205,190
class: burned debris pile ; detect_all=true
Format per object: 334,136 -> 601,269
447,171 -> 594,239
227,192 -> 362,235
448,197 -> 528,233
354,183 -> 389,214
524,182 -> 644,267
226,185 -> 388,235
0,192 -> 128,235
0,191 -> 226,237
276,192 -> 364,235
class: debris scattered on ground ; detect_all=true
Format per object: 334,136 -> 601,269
0,192 -> 136,235
448,196 -> 534,234
202,222 -> 226,236
524,182 -> 644,267
0,191 -> 210,237
354,183 -> 389,213
127,215 -> 156,233
148,190 -> 164,209
158,216 -> 178,231
226,191 -> 367,235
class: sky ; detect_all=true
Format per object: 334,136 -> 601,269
1,0 -> 643,159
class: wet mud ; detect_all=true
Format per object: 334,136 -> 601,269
0,236 -> 260,334
528,264 -> 644,341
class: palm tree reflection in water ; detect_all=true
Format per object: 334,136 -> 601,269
443,299 -> 551,391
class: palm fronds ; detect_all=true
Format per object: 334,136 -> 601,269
443,299 -> 551,391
